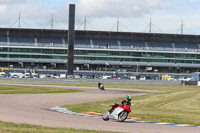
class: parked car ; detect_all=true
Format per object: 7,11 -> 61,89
24,73 -> 31,78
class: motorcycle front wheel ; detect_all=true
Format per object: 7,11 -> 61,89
102,111 -> 110,121
118,111 -> 128,122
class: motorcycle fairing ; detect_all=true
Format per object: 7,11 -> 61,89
110,107 -> 124,119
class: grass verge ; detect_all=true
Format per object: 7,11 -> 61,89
1,83 -> 200,130
0,85 -> 84,94
0,84 -> 117,132
0,82 -> 98,87
63,84 -> 200,125
0,121 -> 119,133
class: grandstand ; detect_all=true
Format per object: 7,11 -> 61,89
0,27 -> 200,74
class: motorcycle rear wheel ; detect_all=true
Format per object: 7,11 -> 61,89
118,111 -> 128,122
102,111 -> 110,121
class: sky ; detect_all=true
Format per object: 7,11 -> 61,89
0,0 -> 200,35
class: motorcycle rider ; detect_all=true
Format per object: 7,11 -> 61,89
109,95 -> 131,113
98,82 -> 102,88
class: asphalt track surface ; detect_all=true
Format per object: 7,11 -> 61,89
0,83 -> 200,133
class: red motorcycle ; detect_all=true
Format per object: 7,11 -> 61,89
102,102 -> 131,122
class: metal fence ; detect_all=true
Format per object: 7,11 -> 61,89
0,78 -> 182,85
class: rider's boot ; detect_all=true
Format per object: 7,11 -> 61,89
108,108 -> 114,113
108,109 -> 112,113
109,103 -> 118,113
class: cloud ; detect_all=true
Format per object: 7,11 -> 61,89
0,0 -> 25,4
74,0 -> 174,32
76,0 -> 172,18
0,0 -> 173,28
0,0 -> 199,34
0,4 -> 51,28
0,5 -> 7,12
0,0 -> 48,5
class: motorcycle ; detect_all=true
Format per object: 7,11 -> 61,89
98,83 -> 105,90
102,102 -> 131,122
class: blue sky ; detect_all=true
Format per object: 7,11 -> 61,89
0,0 -> 200,35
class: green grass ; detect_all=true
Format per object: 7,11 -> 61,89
0,82 -> 98,87
0,121 -> 119,133
63,84 -> 200,125
1,83 -> 200,130
0,85 -> 84,94
0,84 -> 119,133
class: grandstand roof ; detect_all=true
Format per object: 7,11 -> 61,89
1,28 -> 200,43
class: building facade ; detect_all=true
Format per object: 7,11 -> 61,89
0,28 -> 200,73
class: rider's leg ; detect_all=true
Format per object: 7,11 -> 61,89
109,103 -> 118,113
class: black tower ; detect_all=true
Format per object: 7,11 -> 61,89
67,4 -> 75,76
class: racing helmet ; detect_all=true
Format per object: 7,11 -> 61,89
125,95 -> 131,102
